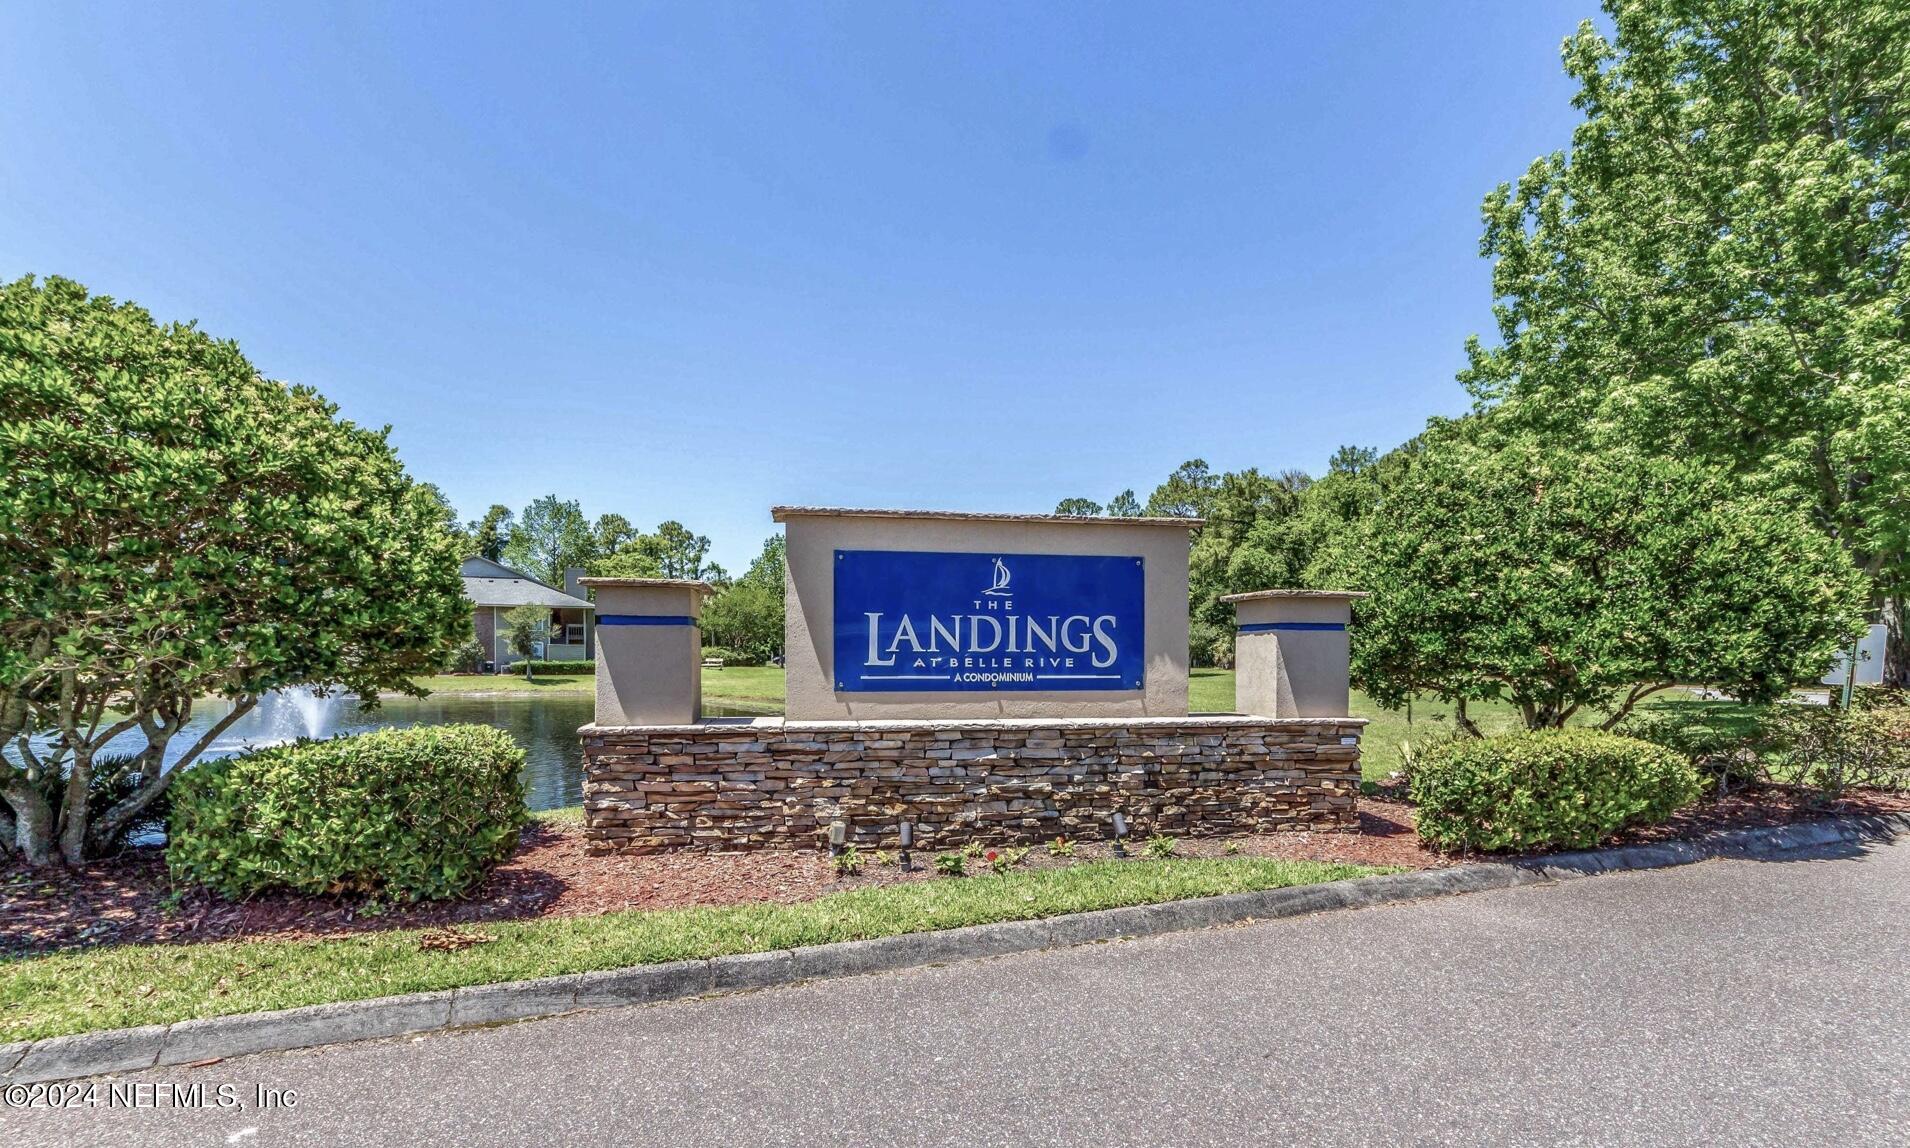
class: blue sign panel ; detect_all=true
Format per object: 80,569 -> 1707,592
833,549 -> 1145,692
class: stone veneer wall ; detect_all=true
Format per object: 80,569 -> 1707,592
580,717 -> 1362,854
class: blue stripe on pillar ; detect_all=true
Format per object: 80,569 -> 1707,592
597,614 -> 699,626
1237,621 -> 1346,633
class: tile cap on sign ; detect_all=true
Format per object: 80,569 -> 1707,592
577,578 -> 715,593
1220,589 -> 1370,603
770,505 -> 1204,528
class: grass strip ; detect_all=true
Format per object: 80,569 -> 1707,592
0,857 -> 1383,1042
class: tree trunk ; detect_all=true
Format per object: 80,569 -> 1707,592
87,696 -> 255,855
3,781 -> 56,866
57,748 -> 92,866
1882,596 -> 1910,689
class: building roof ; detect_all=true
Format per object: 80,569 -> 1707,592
460,557 -> 594,610
770,505 -> 1204,528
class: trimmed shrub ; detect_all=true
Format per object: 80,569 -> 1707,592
168,725 -> 528,902
1410,729 -> 1700,852
1615,709 -> 1765,794
514,659 -> 594,675
1764,703 -> 1910,798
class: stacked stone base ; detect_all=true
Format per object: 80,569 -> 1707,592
580,716 -> 1363,854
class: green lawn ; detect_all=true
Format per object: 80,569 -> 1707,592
698,665 -> 788,704
1192,667 -> 1768,781
1,856 -> 1382,1042
1192,667 -> 1492,780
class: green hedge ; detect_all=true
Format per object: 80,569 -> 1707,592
1410,729 -> 1700,853
699,645 -> 767,667
513,659 -> 594,675
168,725 -> 528,903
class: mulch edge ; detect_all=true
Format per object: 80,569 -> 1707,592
10,808 -> 1907,1086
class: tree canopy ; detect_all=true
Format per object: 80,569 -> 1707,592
468,504 -> 512,562
503,495 -> 594,586
1050,454 -> 1386,665
1464,0 -> 1910,675
1,275 -> 468,864
700,535 -> 786,661
1144,459 -> 1222,519
592,519 -> 718,581
1346,429 -> 1865,730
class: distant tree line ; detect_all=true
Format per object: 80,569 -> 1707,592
432,492 -> 786,664
435,495 -> 725,588
1056,450 -> 1388,668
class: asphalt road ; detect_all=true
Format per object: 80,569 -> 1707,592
10,837 -> 1910,1148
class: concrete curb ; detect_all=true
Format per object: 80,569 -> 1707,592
9,810 -> 1907,1085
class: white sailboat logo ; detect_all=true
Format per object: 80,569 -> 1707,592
983,557 -> 1012,596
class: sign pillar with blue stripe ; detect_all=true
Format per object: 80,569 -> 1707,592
580,577 -> 713,725
1221,589 -> 1368,719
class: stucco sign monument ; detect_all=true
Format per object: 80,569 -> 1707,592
580,506 -> 1364,855
778,507 -> 1193,720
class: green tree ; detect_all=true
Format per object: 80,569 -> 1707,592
469,504 -> 513,562
1289,440 -> 1417,590
1464,0 -> 1910,679
590,520 -> 717,581
1144,459 -> 1222,519
1326,445 -> 1378,476
591,548 -> 661,579
1347,431 -> 1865,732
0,275 -> 468,865
645,520 -> 712,579
501,605 -> 546,680
504,495 -> 593,586
701,582 -> 782,661
591,512 -> 639,557
1186,468 -> 1311,664
418,483 -> 465,551
741,534 -> 786,591
1106,489 -> 1143,517
1054,497 -> 1103,517
701,534 -> 787,660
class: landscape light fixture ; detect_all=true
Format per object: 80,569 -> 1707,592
1111,811 -> 1129,858
898,821 -> 914,871
829,819 -> 847,857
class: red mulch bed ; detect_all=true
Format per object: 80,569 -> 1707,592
5,786 -> 1906,960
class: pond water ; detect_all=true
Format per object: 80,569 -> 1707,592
33,689 -> 771,813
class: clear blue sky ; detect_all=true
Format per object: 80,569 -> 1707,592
1,2 -> 1592,572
